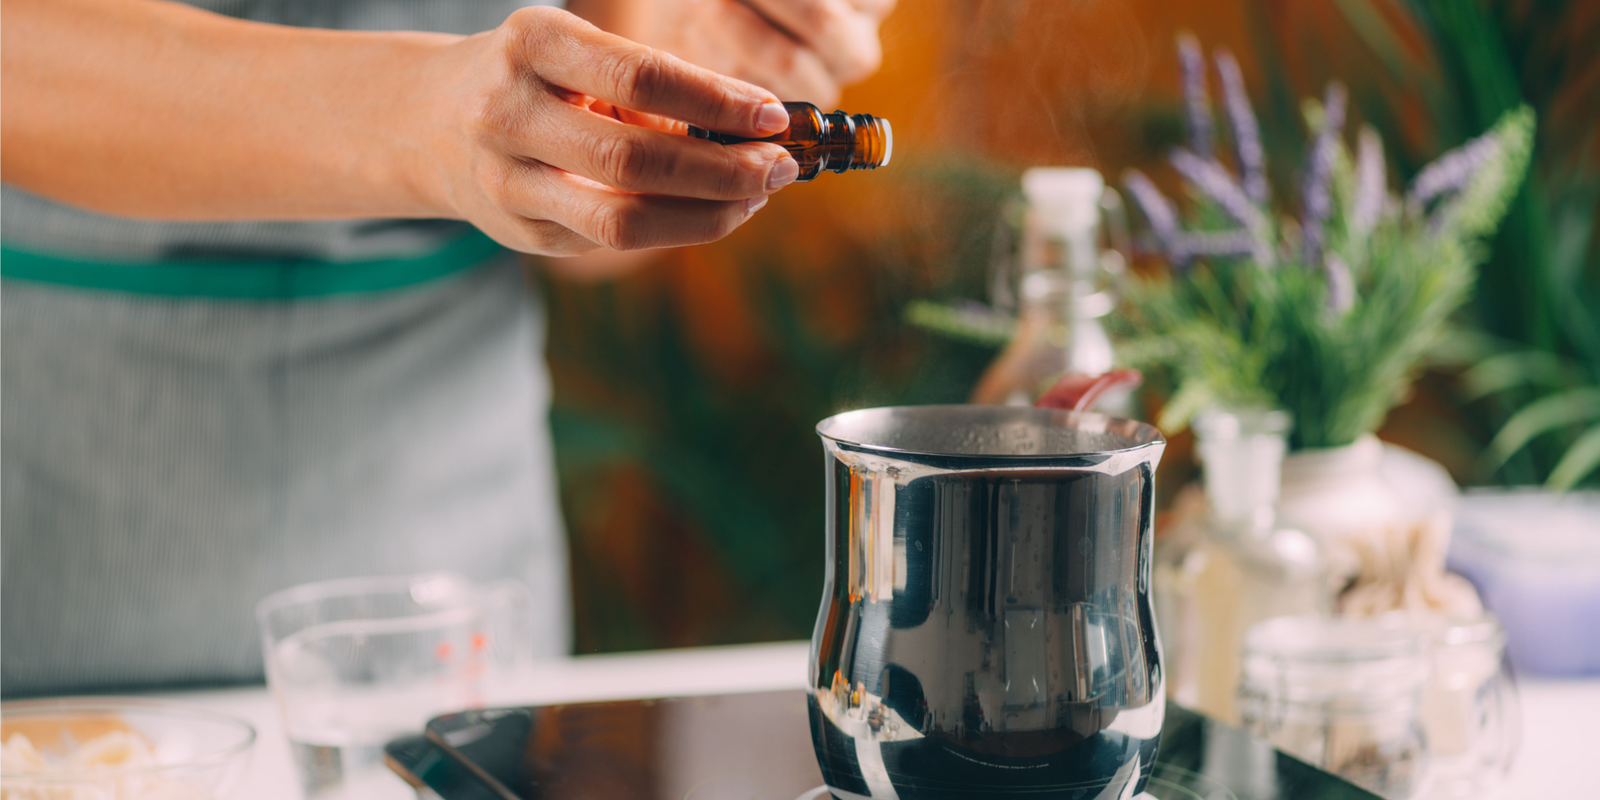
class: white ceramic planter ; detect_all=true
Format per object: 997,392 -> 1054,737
1278,436 -> 1399,545
1277,435 -> 1457,579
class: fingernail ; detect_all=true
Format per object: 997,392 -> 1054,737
745,196 -> 769,216
766,156 -> 799,191
755,102 -> 790,134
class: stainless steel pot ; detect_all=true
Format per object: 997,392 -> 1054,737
809,405 -> 1166,800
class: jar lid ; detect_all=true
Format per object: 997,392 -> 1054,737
1241,616 -> 1429,703
1453,489 -> 1600,567
1424,613 -> 1504,649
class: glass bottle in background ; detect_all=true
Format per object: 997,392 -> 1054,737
970,168 -> 1128,408
1182,407 -> 1324,723
1239,616 -> 1433,799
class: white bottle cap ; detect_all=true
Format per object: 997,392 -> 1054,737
1022,168 -> 1104,234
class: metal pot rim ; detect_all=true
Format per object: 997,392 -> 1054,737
816,404 -> 1164,461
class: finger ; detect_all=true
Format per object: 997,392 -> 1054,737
523,103 -> 795,199
844,0 -> 896,20
739,0 -> 883,84
712,2 -> 841,105
474,203 -> 603,257
740,52 -> 839,108
518,168 -> 767,252
510,219 -> 604,257
515,6 -> 792,136
588,101 -> 686,135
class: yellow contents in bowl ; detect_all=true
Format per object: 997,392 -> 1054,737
1,728 -> 211,800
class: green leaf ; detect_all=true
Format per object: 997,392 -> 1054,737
1461,350 -> 1587,400
1157,380 -> 1218,433
1437,106 -> 1536,240
1332,0 -> 1437,85
1486,387 -> 1600,468
1425,325 -> 1502,368
1547,423 -> 1600,492
903,300 -> 1014,347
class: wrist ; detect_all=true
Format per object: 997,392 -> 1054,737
351,30 -> 466,219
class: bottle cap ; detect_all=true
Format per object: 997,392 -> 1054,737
1022,168 -> 1104,233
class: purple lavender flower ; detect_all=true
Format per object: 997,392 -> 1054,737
1301,83 -> 1348,268
1178,34 -> 1214,160
1126,169 -> 1216,269
1324,253 -> 1355,317
1407,130 -> 1501,213
1215,49 -> 1268,205
1350,126 -> 1387,240
1170,149 -> 1258,227
1169,148 -> 1274,266
1173,230 -> 1258,261
1124,170 -> 1180,242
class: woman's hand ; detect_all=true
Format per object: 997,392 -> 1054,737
2,1 -> 799,254
412,7 -> 800,256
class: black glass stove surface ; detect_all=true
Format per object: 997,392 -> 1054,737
409,691 -> 1380,800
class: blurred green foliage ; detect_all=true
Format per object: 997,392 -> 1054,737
1326,0 -> 1599,485
1413,0 -> 1600,488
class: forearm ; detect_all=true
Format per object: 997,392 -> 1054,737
1,0 -> 452,220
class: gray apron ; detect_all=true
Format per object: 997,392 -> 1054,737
1,0 -> 569,697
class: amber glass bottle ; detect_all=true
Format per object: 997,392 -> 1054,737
687,102 -> 892,181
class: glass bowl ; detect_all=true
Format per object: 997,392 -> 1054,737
1,698 -> 255,799
1449,488 -> 1600,675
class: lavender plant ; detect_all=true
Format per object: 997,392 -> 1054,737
1119,36 -> 1534,450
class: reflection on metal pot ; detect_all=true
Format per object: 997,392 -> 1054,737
809,406 -> 1166,800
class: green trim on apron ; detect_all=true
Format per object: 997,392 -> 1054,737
0,228 -> 505,299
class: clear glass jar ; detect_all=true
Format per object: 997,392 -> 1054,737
1239,616 -> 1431,799
1419,614 -> 1518,799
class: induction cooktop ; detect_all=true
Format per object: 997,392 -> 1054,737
386,691 -> 1380,800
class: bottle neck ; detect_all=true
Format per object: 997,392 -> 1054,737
1017,217 -> 1115,319
1194,408 -> 1293,541
685,103 -> 892,178
1016,272 -> 1073,320
1017,268 -> 1114,321
819,111 -> 892,172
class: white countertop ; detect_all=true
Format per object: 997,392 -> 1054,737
163,640 -> 814,800
150,640 -> 1600,800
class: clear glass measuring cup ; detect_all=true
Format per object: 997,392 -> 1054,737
256,572 -> 534,800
